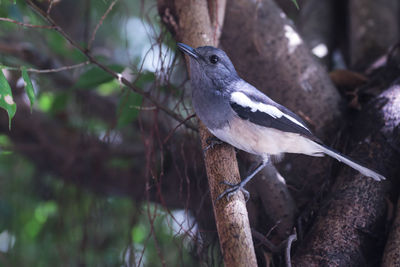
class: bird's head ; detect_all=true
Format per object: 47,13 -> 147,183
177,43 -> 239,89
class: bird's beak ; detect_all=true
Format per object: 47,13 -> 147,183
177,43 -> 199,60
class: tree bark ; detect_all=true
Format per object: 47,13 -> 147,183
349,0 -> 400,70
159,0 -> 257,265
298,0 -> 335,67
293,82 -> 400,266
382,197 -> 400,267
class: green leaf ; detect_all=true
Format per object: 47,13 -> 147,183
74,65 -> 124,89
0,68 -> 16,130
291,0 -> 299,9
117,90 -> 143,128
131,223 -> 146,244
34,201 -> 58,223
97,79 -> 119,96
49,92 -> 68,114
37,92 -> 54,112
21,66 -> 35,112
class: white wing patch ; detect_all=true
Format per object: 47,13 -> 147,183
231,91 -> 309,130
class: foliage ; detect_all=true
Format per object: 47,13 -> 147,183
0,0 -> 197,266
21,66 -> 35,111
0,68 -> 16,129
0,150 -> 196,266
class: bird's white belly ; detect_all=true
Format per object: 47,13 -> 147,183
210,117 -> 320,158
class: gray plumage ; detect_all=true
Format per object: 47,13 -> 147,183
177,43 -> 385,199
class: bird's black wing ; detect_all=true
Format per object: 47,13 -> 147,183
229,90 -> 319,141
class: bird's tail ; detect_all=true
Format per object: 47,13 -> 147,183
314,143 -> 386,181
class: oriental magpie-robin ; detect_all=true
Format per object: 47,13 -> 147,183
177,43 -> 385,200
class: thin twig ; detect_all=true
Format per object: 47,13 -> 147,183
266,219 -> 281,237
0,17 -> 55,29
251,229 -> 279,253
25,0 -> 197,131
88,0 -> 119,50
285,228 -> 297,267
1,61 -> 90,73
46,0 -> 55,16
163,113 -> 196,144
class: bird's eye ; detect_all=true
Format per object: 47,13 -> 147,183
209,55 -> 219,64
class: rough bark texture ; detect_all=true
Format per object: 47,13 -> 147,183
298,0 -> 335,67
159,0 -> 257,266
274,0 -> 304,20
349,0 -> 400,70
201,134 -> 257,267
293,83 -> 400,266
382,198 -> 400,267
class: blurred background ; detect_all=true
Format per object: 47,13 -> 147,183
0,0 -> 206,266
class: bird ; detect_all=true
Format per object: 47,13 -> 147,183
176,42 -> 385,201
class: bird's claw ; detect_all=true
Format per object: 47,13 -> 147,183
203,137 -> 223,152
216,181 -> 250,202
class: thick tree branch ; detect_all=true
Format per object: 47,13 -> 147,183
159,0 -> 257,265
382,197 -> 400,266
349,0 -> 400,70
298,0 -> 335,67
293,82 -> 400,266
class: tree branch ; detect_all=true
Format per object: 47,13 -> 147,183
382,197 -> 400,266
293,82 -> 400,266
0,17 -> 56,29
1,61 -> 90,73
349,0 -> 400,70
88,0 -> 119,50
159,0 -> 257,265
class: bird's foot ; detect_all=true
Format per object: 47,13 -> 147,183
203,137 -> 223,152
216,181 -> 250,202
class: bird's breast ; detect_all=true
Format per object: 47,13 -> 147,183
210,116 -> 321,157
192,88 -> 233,129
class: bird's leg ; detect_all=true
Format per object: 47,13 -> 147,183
203,136 -> 224,152
216,158 -> 269,201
